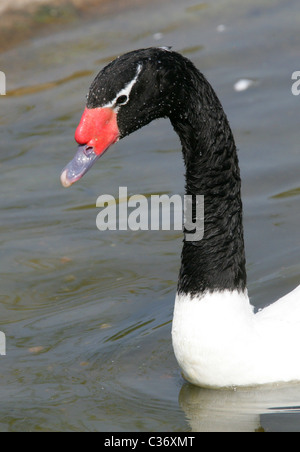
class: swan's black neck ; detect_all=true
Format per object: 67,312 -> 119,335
87,48 -> 247,296
169,59 -> 247,296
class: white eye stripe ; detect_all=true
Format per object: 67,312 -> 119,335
103,64 -> 142,110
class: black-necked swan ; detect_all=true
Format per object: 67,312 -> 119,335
61,48 -> 300,388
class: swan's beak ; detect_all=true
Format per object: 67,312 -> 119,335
61,107 -> 119,188
60,145 -> 101,188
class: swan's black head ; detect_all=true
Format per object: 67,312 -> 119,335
87,47 -> 182,137
61,47 -> 187,187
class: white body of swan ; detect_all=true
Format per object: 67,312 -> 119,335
173,286 -> 300,388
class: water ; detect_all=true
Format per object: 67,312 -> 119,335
0,0 -> 300,432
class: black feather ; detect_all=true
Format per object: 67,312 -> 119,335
88,48 -> 247,296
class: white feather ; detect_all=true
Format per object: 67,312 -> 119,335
103,64 -> 142,110
172,286 -> 300,388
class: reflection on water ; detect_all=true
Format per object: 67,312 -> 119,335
6,70 -> 93,97
180,383 -> 300,432
0,0 -> 300,432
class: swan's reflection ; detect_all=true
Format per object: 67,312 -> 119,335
179,382 -> 300,432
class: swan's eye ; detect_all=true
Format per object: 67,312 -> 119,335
116,95 -> 128,105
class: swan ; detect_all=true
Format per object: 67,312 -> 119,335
61,48 -> 300,388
